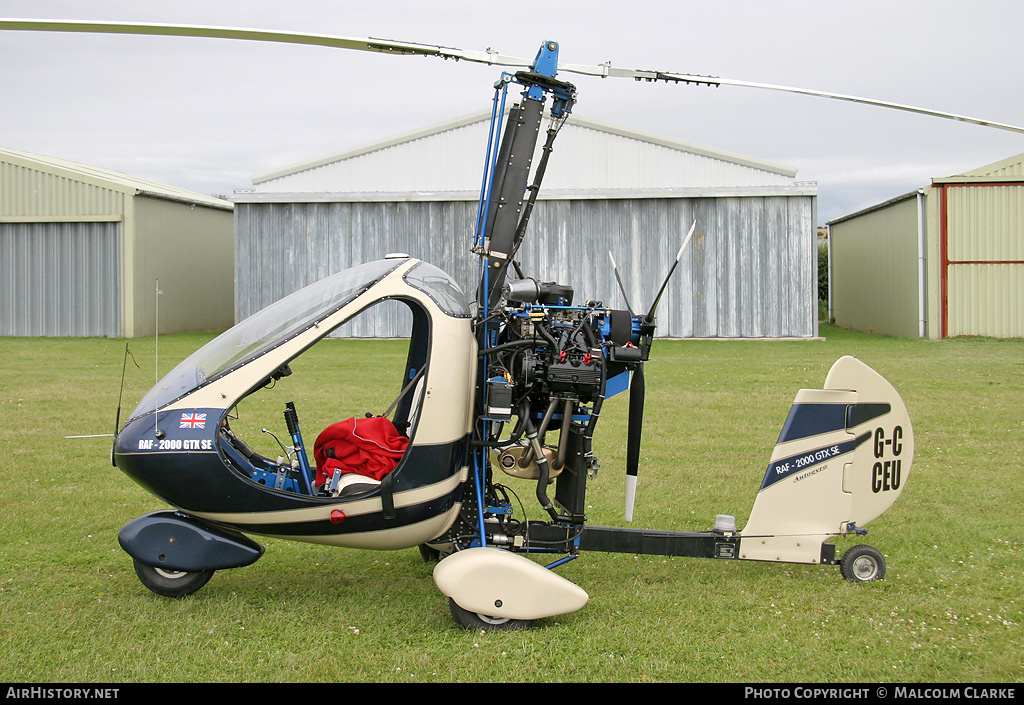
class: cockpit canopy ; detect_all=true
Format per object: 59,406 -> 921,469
130,257 -> 471,421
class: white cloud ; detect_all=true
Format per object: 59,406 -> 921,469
2,0 -> 1023,223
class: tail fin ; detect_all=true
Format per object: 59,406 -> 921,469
739,357 -> 913,562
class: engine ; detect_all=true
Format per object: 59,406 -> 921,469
477,277 -> 653,509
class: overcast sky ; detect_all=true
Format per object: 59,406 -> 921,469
3,0 -> 1023,224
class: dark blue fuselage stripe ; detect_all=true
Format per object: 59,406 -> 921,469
777,402 -> 892,444
227,497 -> 458,537
760,432 -> 871,490
776,403 -> 848,443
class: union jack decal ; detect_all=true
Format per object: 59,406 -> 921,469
179,412 -> 207,429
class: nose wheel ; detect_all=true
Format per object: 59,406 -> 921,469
133,559 -> 214,597
448,598 -> 534,631
839,545 -> 886,582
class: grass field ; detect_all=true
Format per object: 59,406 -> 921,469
0,325 -> 1021,683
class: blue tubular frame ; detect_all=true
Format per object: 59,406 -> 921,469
471,78 -> 512,549
474,76 -> 510,252
544,554 -> 579,569
469,40 -> 577,554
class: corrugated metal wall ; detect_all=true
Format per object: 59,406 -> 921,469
946,265 -> 1024,337
828,152 -> 1024,340
945,184 -> 1024,261
3,148 -> 236,338
830,195 -> 921,338
129,196 -> 235,337
233,200 -> 478,337
0,221 -> 120,336
234,195 -> 817,338
944,183 -> 1024,337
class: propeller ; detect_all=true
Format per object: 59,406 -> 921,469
607,251 -> 636,318
645,221 -> 697,323
624,361 -> 644,523
2,18 -> 1024,135
610,221 -> 697,521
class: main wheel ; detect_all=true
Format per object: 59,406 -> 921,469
448,598 -> 534,632
840,544 -> 886,582
418,544 -> 441,563
133,559 -> 214,597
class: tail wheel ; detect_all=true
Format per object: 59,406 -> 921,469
133,559 -> 214,597
840,544 -> 886,582
448,598 -> 533,631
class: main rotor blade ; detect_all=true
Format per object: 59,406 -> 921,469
561,62 -> 1024,135
712,75 -> 1024,135
0,18 -> 533,68
5,18 -> 1023,134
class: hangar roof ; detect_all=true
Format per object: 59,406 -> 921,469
238,111 -> 814,202
1,145 -> 233,211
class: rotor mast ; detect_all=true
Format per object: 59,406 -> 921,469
476,41 -> 577,313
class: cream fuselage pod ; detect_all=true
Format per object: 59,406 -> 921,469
113,257 -> 478,550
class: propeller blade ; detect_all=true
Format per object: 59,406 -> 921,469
4,18 -> 1024,134
624,362 -> 645,522
646,221 -> 696,321
608,251 -> 636,317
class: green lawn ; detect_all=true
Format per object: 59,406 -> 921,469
0,325 -> 1021,683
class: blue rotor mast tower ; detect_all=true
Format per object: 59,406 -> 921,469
469,41 -> 580,548
474,40 -> 576,314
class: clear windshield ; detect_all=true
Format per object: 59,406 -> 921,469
129,258 -> 404,420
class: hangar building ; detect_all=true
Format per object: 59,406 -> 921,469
828,152 -> 1024,339
1,146 -> 234,337
232,112 -> 819,339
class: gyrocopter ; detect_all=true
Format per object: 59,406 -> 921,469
4,18 -> 1021,631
